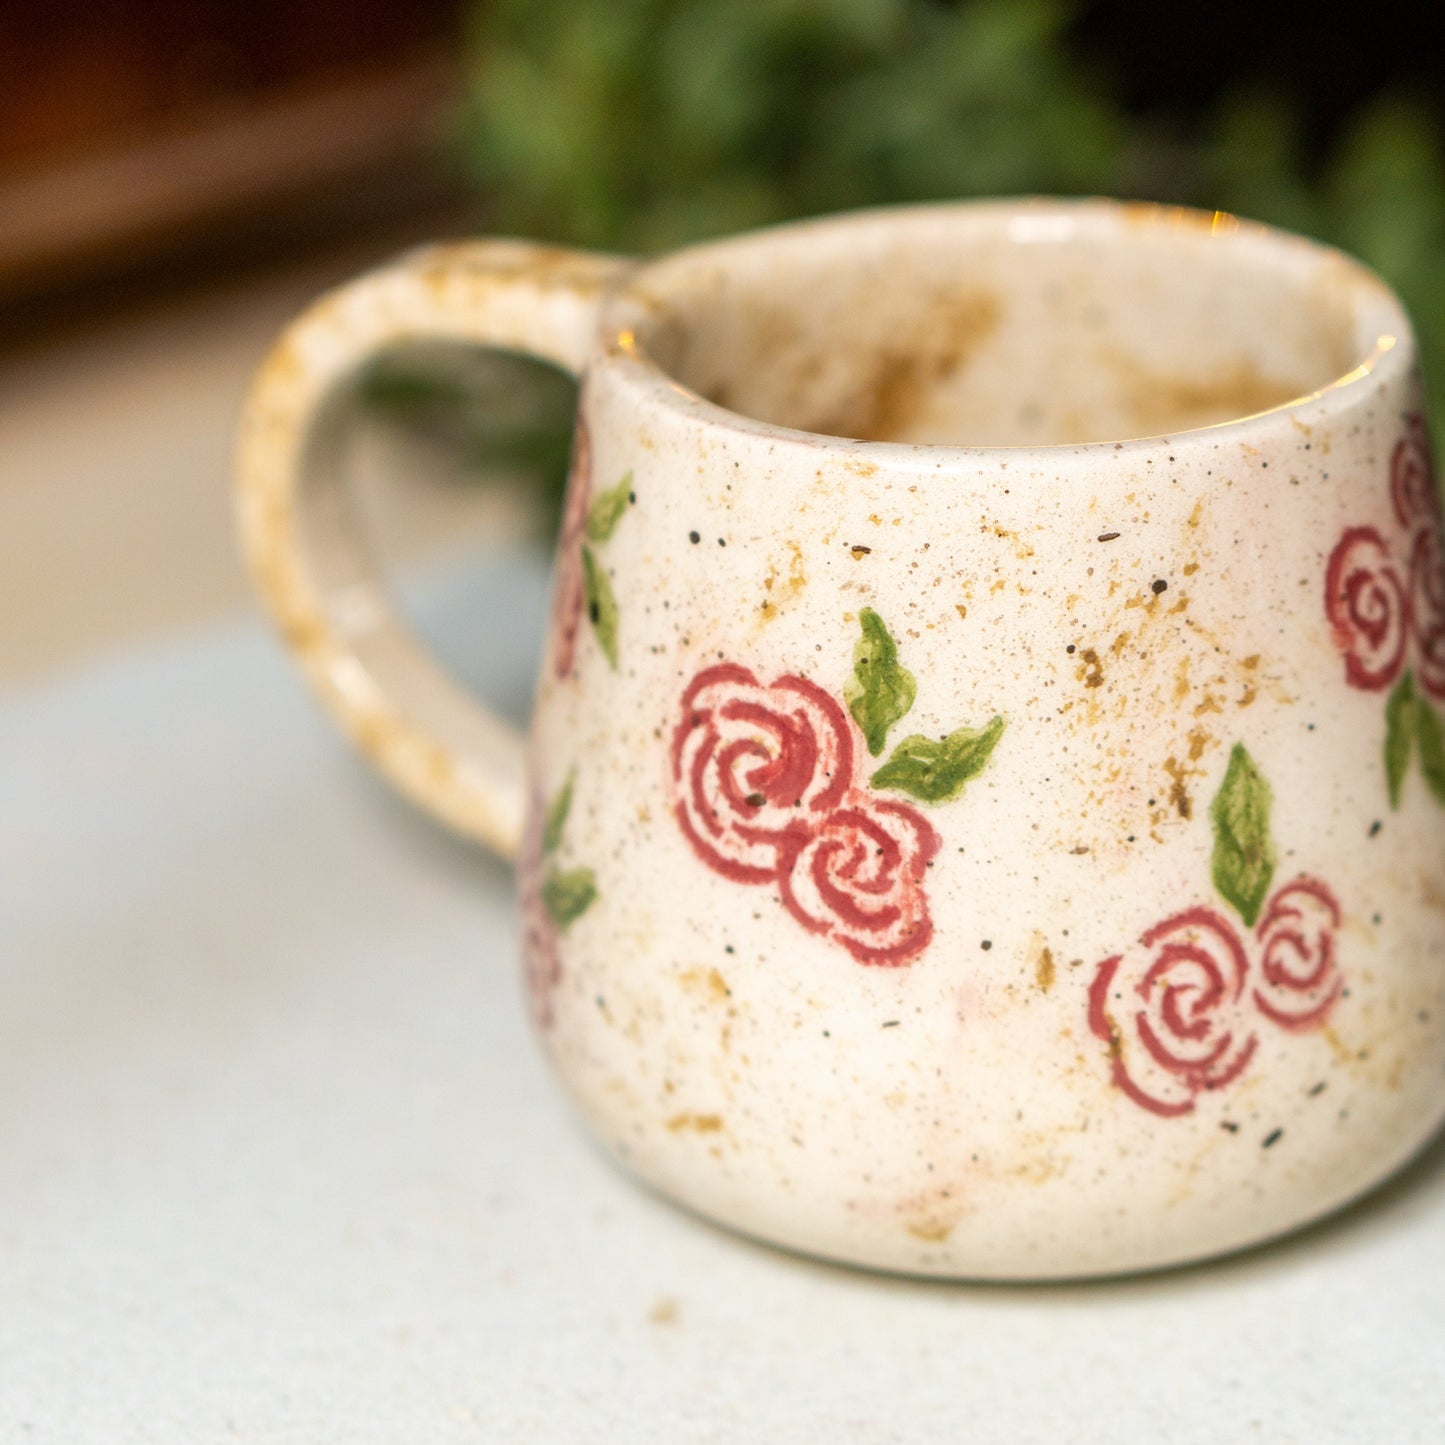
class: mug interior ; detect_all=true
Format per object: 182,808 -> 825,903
621,203 -> 1402,447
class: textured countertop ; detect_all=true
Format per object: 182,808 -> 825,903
2,551 -> 1442,1443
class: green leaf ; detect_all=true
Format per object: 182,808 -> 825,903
1210,743 -> 1277,927
585,471 -> 633,543
844,608 -> 917,757
541,771 -> 575,854
581,545 -> 619,669
541,866 -> 597,930
1416,694 -> 1445,805
870,715 -> 1006,804
1385,670 -> 1417,810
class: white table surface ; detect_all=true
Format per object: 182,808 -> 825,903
3,550 -> 1443,1443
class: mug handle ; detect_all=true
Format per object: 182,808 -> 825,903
235,241 -> 629,859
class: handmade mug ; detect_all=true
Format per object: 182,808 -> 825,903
236,200 -> 1445,1278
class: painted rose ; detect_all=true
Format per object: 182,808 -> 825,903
551,417 -> 592,679
1390,413 -> 1437,533
517,801 -> 561,1029
1088,907 -> 1258,1118
1324,524 -> 1410,691
672,664 -> 854,882
778,791 -> 940,965
1409,522 -> 1445,700
1252,877 -> 1343,1031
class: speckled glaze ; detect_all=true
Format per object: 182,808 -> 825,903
237,201 -> 1445,1279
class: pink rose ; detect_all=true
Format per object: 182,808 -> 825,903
1324,525 -> 1410,692
1252,877 -> 1343,1031
1390,414 -> 1437,533
672,664 -> 854,883
551,417 -> 592,679
1089,907 -> 1257,1118
522,912 -> 562,1031
1409,522 -> 1445,700
517,797 -> 561,1030
778,792 -> 940,966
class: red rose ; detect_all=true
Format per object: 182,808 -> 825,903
777,792 -> 940,966
1390,414 -> 1438,533
1324,525 -> 1410,691
1409,522 -> 1445,700
1252,877 -> 1343,1031
517,799 -> 561,1029
1089,907 -> 1257,1118
672,664 -> 854,883
551,418 -> 592,680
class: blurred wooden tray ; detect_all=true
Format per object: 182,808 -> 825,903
0,54 -> 461,307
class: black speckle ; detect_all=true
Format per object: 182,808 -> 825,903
628,490 -> 636,504
744,792 -> 765,808
981,940 -> 992,951
724,945 -> 735,955
718,537 -> 726,546
1368,820 -> 1382,838
822,1029 -> 831,1038
881,1020 -> 901,1028
1307,1081 -> 1327,1097
1151,578 -> 1168,595
1097,531 -> 1121,542
1066,643 -> 1076,654
588,600 -> 600,624
1262,1127 -> 1283,1149
1220,1120 -> 1240,1133
689,530 -> 700,544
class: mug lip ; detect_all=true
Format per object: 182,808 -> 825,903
599,196 -> 1414,460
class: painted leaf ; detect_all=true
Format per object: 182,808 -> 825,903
1384,670 -> 1416,810
870,715 -> 1006,804
541,771 -> 575,855
844,608 -> 917,757
1416,693 -> 1445,804
542,866 -> 598,929
1210,743 -> 1277,927
585,471 -> 633,543
581,545 -> 619,668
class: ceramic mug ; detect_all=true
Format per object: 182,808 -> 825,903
236,200 -> 1445,1279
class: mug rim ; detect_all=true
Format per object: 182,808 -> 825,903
600,196 -> 1413,460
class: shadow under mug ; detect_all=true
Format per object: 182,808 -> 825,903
236,199 -> 1445,1279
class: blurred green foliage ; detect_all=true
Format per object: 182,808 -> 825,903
368,0 -> 1445,522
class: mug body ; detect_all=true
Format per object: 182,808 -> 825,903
519,200 -> 1445,1278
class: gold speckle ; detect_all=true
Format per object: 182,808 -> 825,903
1163,755 -> 1195,819
666,1112 -> 724,1133
649,1297 -> 680,1325
680,967 -> 731,1001
1077,648 -> 1105,688
906,1219 -> 953,1243
1035,943 -> 1056,992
